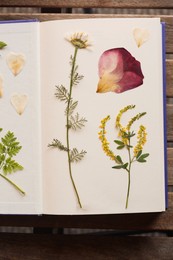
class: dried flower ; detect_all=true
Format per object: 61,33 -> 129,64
133,28 -> 150,48
96,48 -> 144,93
0,75 -> 3,97
133,125 -> 147,156
98,105 -> 149,209
65,32 -> 92,49
11,93 -> 28,115
98,115 -> 116,161
6,52 -> 26,76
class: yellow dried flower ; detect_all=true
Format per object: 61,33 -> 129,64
126,112 -> 146,131
133,125 -> 147,156
115,104 -> 135,129
98,115 -> 116,161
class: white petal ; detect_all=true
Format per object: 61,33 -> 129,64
6,52 -> 26,76
133,28 -> 150,47
11,94 -> 28,115
0,75 -> 3,97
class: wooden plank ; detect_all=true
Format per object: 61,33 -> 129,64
0,233 -> 173,260
0,13 -> 173,53
1,0 -> 173,9
167,104 -> 173,142
168,148 -> 173,185
166,60 -> 173,97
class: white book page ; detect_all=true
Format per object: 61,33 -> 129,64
40,18 -> 165,214
0,21 -> 42,214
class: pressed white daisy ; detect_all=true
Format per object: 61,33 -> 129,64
65,32 -> 92,49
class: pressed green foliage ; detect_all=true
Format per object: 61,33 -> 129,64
114,140 -> 124,146
55,85 -> 69,102
0,41 -> 7,49
137,153 -> 149,163
70,148 -> 87,163
49,43 -> 88,209
99,105 -> 149,209
0,130 -> 25,195
48,139 -> 68,152
0,131 -> 23,175
69,113 -> 87,130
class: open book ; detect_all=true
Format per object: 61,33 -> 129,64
0,18 -> 166,214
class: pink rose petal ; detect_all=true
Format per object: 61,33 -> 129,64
97,48 -> 144,94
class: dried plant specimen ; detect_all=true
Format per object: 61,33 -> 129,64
133,28 -> 150,47
6,52 -> 26,76
96,48 -> 144,94
0,75 -> 4,98
11,94 -> 28,115
48,32 -> 91,208
0,128 -> 25,195
98,105 -> 149,208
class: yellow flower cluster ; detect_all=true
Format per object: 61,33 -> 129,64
115,105 -> 135,144
126,112 -> 146,131
118,127 -> 128,145
115,105 -> 135,129
98,115 -> 116,161
133,125 -> 147,156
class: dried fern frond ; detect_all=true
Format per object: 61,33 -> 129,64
48,139 -> 68,152
70,148 -> 86,163
69,113 -> 87,130
55,85 -> 70,103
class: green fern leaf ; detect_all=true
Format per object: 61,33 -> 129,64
55,85 -> 70,102
65,99 -> 78,116
48,139 -> 68,152
70,148 -> 86,163
3,157 -> 23,175
69,113 -> 87,130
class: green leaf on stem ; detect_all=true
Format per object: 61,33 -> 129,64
48,139 -> 69,152
55,85 -> 69,103
0,41 -> 7,49
116,155 -> 123,164
137,153 -> 149,163
70,148 -> 86,163
114,140 -> 124,146
136,150 -> 142,159
112,163 -> 128,170
117,145 -> 125,150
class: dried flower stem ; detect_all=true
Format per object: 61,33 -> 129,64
99,105 -> 149,209
0,173 -> 25,195
66,46 -> 82,208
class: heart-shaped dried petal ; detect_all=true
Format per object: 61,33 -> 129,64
6,52 -> 26,76
133,28 -> 150,47
0,75 -> 3,97
11,94 -> 28,115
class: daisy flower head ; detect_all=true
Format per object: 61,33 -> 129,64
65,31 -> 92,49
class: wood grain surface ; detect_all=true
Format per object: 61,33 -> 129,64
1,0 -> 173,9
0,233 -> 172,260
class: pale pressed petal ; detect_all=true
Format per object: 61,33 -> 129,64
6,52 -> 26,76
133,28 -> 150,47
0,75 -> 3,97
11,94 -> 28,115
97,48 -> 144,94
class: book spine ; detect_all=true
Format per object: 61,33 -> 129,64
0,19 -> 39,24
161,21 -> 168,209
